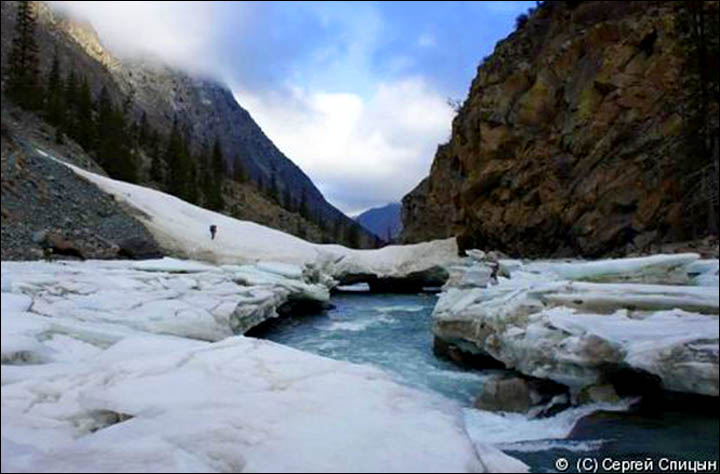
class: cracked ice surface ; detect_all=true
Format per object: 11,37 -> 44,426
1,336 -> 496,472
1,258 -> 330,346
1,259 -> 520,473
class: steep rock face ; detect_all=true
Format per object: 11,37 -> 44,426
1,1 -> 375,248
402,1 -> 718,257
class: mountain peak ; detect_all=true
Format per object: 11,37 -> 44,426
355,203 -> 402,241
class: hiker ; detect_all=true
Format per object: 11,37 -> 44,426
210,224 -> 217,240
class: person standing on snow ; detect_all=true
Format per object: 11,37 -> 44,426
210,224 -> 217,240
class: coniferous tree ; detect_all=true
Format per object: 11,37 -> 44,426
93,86 -> 137,183
346,223 -> 361,249
94,85 -> 115,167
95,86 -> 114,156
63,69 -> 78,139
205,138 -> 225,210
149,129 -> 164,183
333,218 -> 343,243
165,117 -> 183,195
176,132 -> 192,202
269,172 -> 280,203
211,138 -> 226,176
75,76 -> 94,149
113,110 -> 137,183
682,2 -> 720,165
164,117 -> 193,202
282,187 -> 294,211
187,159 -> 199,205
199,141 -> 212,205
137,112 -> 148,147
233,158 -> 248,183
317,218 -> 328,239
45,48 -> 65,127
299,189 -> 310,220
6,1 -> 42,109
680,1 -> 720,235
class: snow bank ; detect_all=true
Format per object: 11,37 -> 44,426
523,253 -> 700,284
433,254 -> 720,397
0,260 -> 522,473
51,154 -> 460,282
319,239 -> 460,282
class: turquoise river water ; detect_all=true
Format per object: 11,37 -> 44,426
253,292 -> 719,473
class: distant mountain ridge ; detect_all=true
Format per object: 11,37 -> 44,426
0,0 -> 376,248
355,203 -> 403,241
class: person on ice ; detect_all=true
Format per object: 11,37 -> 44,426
210,224 -> 217,240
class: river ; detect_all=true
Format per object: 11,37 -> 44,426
252,292 -> 719,473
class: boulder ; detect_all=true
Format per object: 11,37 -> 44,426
116,236 -> 163,260
32,228 -> 129,260
475,376 -> 531,413
474,374 -> 570,416
577,384 -> 621,404
46,231 -> 86,259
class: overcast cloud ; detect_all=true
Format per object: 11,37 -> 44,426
51,1 -> 534,214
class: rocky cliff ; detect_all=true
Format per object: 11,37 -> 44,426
401,1 -> 719,257
1,1 -> 375,249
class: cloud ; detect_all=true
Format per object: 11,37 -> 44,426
49,1 -> 219,75
233,77 -> 453,214
47,1 -> 535,214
